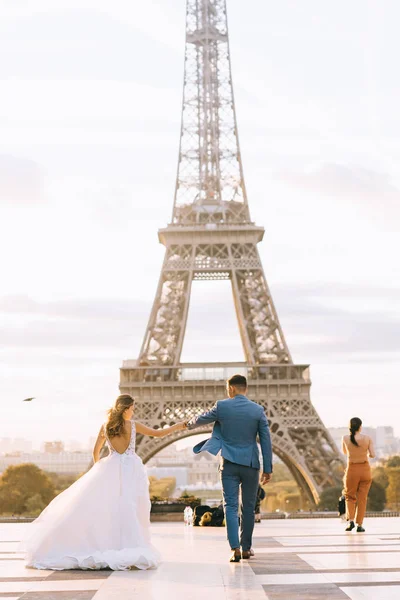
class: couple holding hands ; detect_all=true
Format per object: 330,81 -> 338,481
22,373 -> 272,570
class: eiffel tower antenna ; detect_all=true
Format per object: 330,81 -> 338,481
120,0 -> 343,506
172,0 -> 251,224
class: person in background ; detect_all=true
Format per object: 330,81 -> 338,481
342,417 -> 375,533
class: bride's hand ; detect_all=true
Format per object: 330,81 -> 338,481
175,421 -> 187,431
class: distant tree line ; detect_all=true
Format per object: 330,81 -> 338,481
148,476 -> 176,500
0,463 -> 178,516
2,457 -> 400,517
0,464 -> 57,515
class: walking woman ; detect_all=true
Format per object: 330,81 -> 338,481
342,417 -> 375,532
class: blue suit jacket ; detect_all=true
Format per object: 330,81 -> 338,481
187,394 -> 273,473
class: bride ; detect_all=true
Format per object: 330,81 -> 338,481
22,394 -> 186,571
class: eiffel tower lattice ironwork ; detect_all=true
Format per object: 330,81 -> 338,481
120,0 -> 343,505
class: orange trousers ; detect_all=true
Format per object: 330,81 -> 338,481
344,462 -> 372,525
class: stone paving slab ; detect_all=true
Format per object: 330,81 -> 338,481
1,518 -> 400,599
262,583 -> 350,599
17,593 -> 97,600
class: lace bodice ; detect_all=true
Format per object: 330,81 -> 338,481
104,420 -> 136,456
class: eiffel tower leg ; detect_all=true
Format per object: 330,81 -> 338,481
232,264 -> 292,364
264,383 -> 344,506
276,450 -> 315,508
138,246 -> 194,367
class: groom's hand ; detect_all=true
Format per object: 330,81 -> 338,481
261,472 -> 272,485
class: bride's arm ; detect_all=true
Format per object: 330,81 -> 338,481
93,426 -> 106,463
135,421 -> 186,438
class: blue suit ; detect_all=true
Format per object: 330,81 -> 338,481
187,394 -> 273,551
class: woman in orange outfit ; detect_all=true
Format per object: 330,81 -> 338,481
342,417 -> 375,532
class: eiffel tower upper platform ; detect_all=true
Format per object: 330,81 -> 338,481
120,0 -> 343,506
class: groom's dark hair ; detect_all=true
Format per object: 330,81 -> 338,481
228,374 -> 247,389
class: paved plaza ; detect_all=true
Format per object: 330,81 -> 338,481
1,518 -> 400,599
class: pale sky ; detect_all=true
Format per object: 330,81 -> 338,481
1,0 -> 399,447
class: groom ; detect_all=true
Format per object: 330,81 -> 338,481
185,374 -> 273,562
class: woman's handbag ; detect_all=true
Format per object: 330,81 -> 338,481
338,494 -> 346,519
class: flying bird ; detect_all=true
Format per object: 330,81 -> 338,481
23,397 -> 35,402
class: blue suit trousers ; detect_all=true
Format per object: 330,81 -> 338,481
220,458 -> 259,551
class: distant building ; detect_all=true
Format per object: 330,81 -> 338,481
147,445 -> 191,467
0,451 -> 91,475
375,427 -> 399,456
65,440 -> 84,452
147,444 -> 221,491
187,453 -> 220,487
43,441 -> 65,454
146,466 -> 189,488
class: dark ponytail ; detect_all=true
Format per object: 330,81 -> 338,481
349,417 -> 362,446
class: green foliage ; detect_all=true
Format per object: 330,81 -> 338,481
367,480 -> 386,512
47,472 -> 80,494
270,463 -> 293,482
179,490 -> 191,498
177,493 -> 201,506
150,495 -> 163,502
373,466 -> 389,490
318,486 -> 343,511
386,456 -> 400,468
0,488 -> 24,516
282,493 -> 301,511
0,464 -> 56,515
258,463 -> 306,511
24,493 -> 48,515
150,493 -> 201,508
148,476 -> 176,499
386,467 -> 400,509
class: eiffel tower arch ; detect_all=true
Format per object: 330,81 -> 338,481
120,0 -> 344,506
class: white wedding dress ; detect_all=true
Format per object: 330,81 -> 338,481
22,421 -> 160,570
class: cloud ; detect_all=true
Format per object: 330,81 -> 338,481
0,296 -> 151,356
0,8 -> 181,83
274,163 -> 400,229
0,283 -> 399,363
273,283 -> 400,361
0,295 -> 144,319
274,282 -> 400,315
0,323 -> 133,349
0,154 -> 45,204
277,163 -> 400,199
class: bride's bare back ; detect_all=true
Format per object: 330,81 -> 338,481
106,421 -> 132,454
93,413 -> 186,463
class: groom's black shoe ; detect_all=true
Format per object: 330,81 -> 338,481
230,549 -> 241,563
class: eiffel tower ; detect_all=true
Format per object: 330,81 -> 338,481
120,0 -> 343,506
